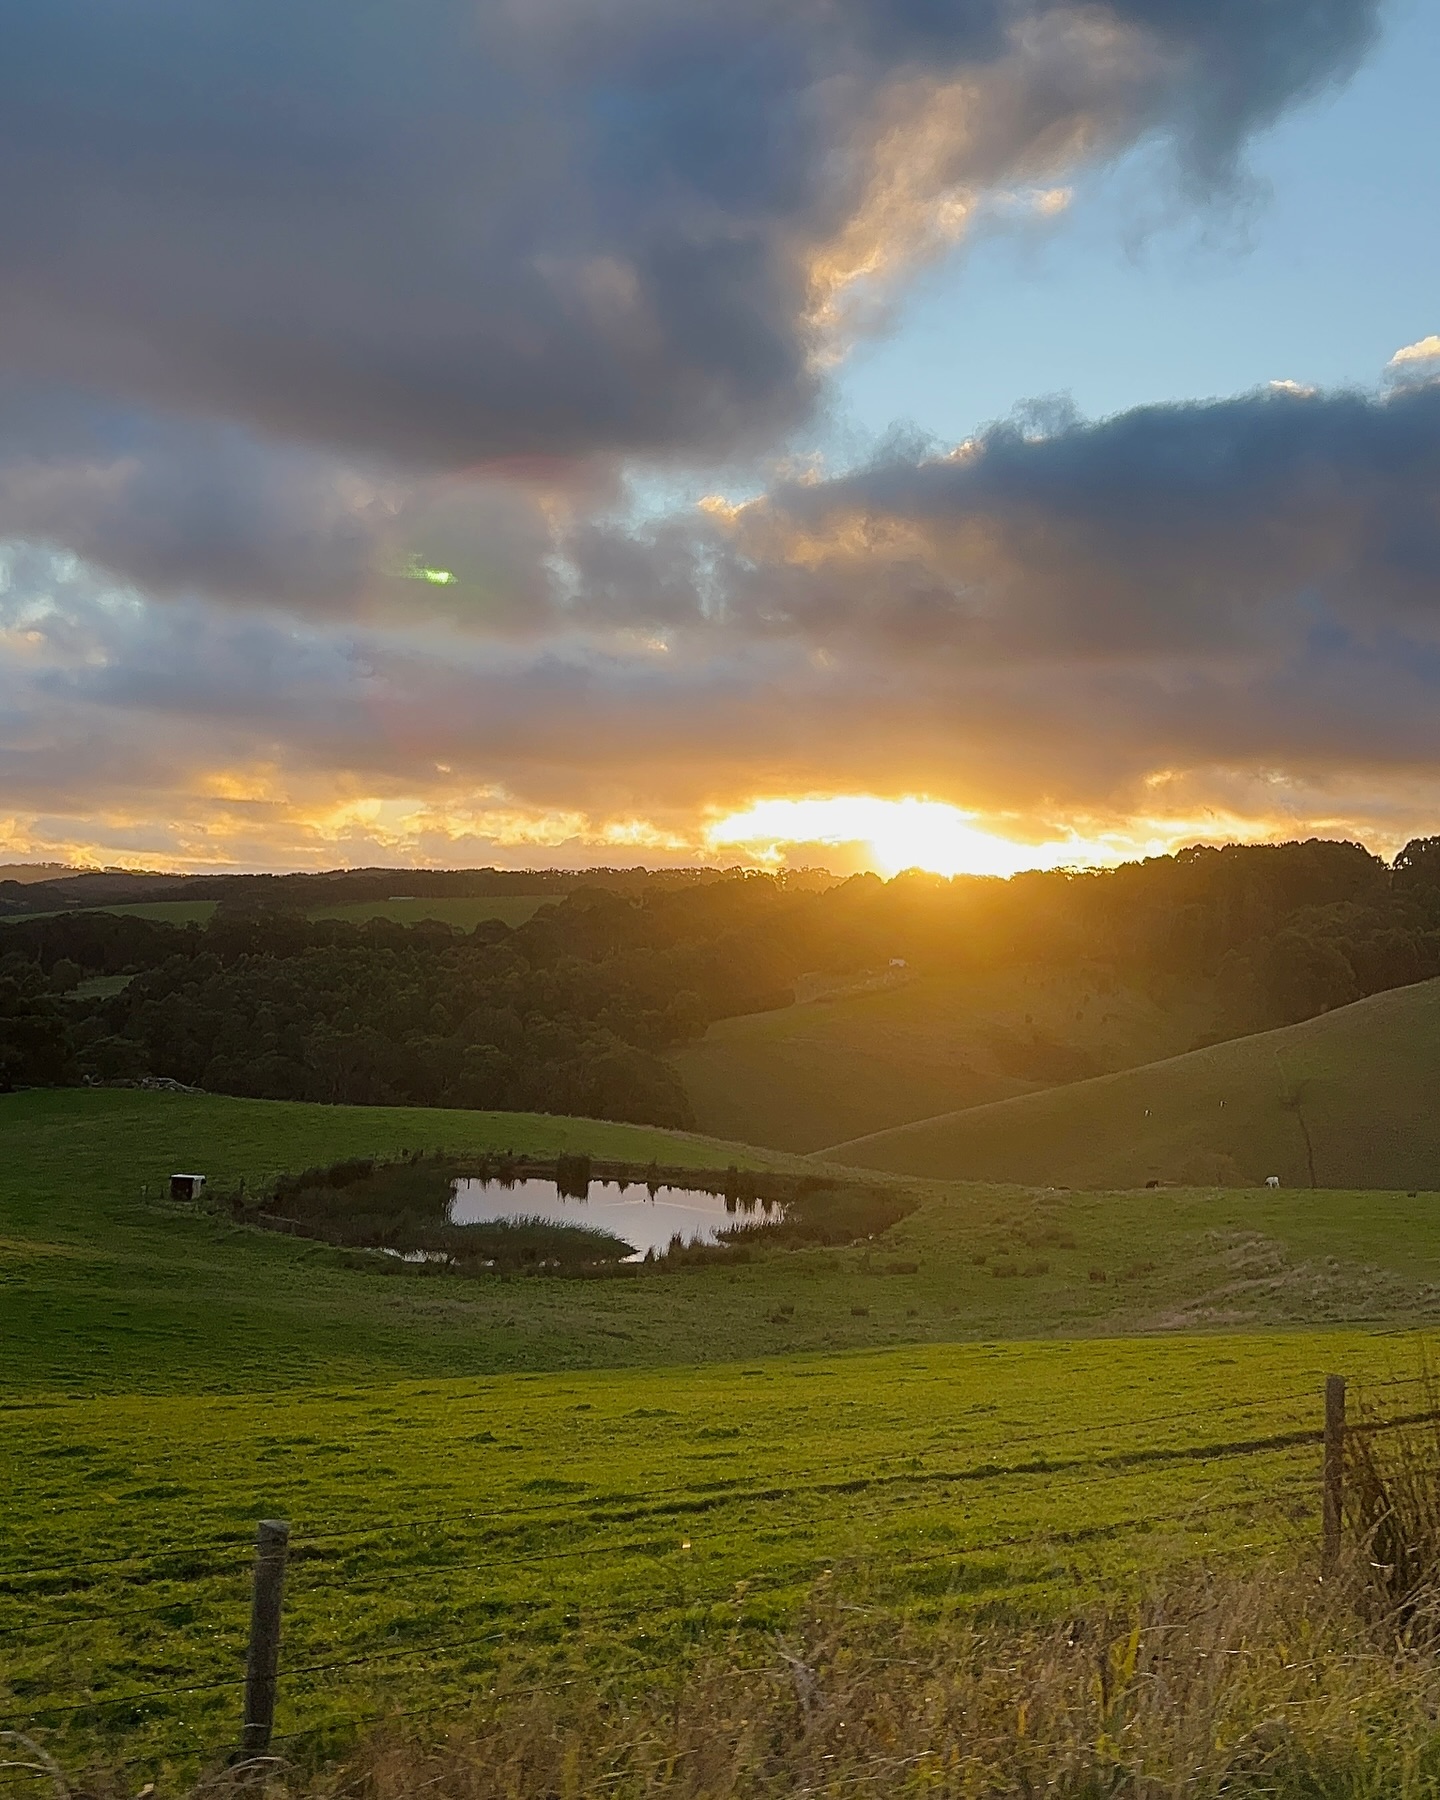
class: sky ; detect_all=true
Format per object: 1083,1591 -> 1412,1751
0,0 -> 1437,879
839,0 -> 1439,437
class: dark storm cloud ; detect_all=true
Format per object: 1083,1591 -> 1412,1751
18,370 -> 1439,666
0,0 -> 1377,469
604,379 -> 1440,663
0,391 -> 375,611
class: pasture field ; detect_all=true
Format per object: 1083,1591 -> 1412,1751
4,1331 -> 1430,1775
673,965 -> 1212,1152
0,1089 -> 807,1393
7,1089 -> 1440,1396
7,1090 -> 1440,1398
8,1087 -> 1440,1785
827,975 -> 1440,1191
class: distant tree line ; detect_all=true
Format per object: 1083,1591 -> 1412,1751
0,860 -> 837,918
0,881 -> 803,1121
6,838 -> 1440,1122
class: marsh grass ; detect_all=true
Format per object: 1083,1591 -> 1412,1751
251,1155 -> 641,1268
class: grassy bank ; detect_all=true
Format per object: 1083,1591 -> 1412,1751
0,1088 -> 807,1392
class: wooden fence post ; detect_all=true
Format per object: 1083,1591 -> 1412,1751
240,1518 -> 290,1757
1322,1376 -> 1346,1575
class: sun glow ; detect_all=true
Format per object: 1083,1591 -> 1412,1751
706,796 -> 1112,878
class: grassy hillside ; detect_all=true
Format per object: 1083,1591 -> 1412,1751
8,1089 -> 1440,1400
5,1330 -> 1429,1771
673,965 -> 1212,1152
824,976 -> 1440,1189
0,1088 -> 807,1393
40,899 -> 221,924
9,1088 -> 1440,1777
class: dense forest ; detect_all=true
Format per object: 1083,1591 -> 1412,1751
6,837 -> 1440,1124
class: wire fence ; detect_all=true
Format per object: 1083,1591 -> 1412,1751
1,1372 -> 1429,1772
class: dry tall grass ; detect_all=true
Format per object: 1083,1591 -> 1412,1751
192,1562 -> 1440,1800
1347,1379 -> 1440,1636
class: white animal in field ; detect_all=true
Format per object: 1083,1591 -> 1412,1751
1265,1175 -> 1280,1188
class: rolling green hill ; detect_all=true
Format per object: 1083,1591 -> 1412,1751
672,964 -> 1213,1152
9,1089 -> 1440,1775
9,1088 -> 1440,1402
823,976 -> 1440,1189
23,898 -> 222,924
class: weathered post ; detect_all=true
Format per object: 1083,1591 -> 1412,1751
1322,1376 -> 1346,1575
240,1519 -> 290,1757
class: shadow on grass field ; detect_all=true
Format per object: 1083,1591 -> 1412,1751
826,975 -> 1440,1191
672,963 -> 1214,1153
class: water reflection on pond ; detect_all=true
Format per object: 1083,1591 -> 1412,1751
448,1178 -> 765,1260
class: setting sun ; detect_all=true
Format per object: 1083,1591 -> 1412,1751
706,795 -> 1112,878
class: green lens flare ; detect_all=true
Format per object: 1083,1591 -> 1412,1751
403,558 -> 458,585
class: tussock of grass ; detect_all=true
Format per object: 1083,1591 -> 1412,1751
1348,1376 -> 1440,1631
138,1567 -> 1440,1800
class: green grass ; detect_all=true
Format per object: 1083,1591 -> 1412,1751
9,1088 -> 1440,1779
0,1089 -> 810,1393
4,1330 -> 1428,1772
824,976 -> 1440,1190
7,1088 -> 1440,1399
673,965 -> 1212,1152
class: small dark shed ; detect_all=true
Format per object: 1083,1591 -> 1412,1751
170,1173 -> 207,1201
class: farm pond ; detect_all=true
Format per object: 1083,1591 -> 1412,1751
448,1178 -> 759,1259
254,1152 -> 909,1271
